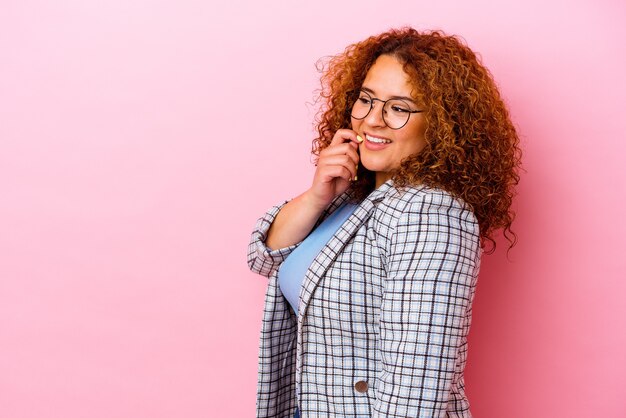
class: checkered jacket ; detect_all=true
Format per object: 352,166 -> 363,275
248,180 -> 482,417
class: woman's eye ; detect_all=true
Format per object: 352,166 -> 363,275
391,105 -> 410,113
358,97 -> 371,104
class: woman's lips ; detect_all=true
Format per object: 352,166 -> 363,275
363,133 -> 392,151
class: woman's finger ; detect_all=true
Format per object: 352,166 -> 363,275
320,143 -> 360,168
329,128 -> 362,148
318,155 -> 357,179
317,164 -> 353,184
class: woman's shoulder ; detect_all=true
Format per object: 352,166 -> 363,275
378,182 -> 477,224
370,182 -> 481,254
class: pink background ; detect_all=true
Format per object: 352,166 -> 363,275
1,0 -> 625,417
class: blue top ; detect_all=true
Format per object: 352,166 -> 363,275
278,202 -> 358,313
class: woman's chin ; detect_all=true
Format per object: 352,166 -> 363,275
360,157 -> 383,173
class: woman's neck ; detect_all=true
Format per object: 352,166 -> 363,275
375,172 -> 391,188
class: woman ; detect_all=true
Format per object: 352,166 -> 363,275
248,27 -> 521,417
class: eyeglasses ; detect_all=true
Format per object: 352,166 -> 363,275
350,90 -> 423,130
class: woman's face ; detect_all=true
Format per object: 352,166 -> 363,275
351,54 -> 427,187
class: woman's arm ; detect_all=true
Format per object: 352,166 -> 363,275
248,129 -> 362,272
374,191 -> 481,417
247,200 -> 302,278
246,191 -> 330,278
265,190 -> 328,250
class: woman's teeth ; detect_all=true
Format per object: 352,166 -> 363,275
366,134 -> 391,144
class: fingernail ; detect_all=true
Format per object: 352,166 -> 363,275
356,135 -> 363,143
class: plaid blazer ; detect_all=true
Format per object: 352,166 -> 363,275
248,180 -> 482,418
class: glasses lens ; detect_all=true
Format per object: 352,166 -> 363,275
351,92 -> 372,120
383,100 -> 412,129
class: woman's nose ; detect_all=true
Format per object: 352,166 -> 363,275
364,101 -> 386,128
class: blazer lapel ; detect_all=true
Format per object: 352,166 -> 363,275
297,180 -> 394,318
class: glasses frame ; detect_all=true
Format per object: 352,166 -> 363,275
350,90 -> 424,130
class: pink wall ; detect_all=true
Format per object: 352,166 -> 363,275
1,1 -> 625,417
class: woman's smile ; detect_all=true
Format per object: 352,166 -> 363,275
363,133 -> 393,151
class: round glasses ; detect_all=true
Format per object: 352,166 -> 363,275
350,90 -> 423,130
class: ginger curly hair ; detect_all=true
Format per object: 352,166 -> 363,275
312,27 -> 522,252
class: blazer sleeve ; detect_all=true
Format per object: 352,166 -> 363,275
247,201 -> 301,278
374,191 -> 480,417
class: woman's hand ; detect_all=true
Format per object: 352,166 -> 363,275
265,129 -> 362,250
305,129 -> 362,210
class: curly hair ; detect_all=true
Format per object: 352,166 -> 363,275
312,27 -> 522,252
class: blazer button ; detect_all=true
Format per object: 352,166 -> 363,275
354,380 -> 368,393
